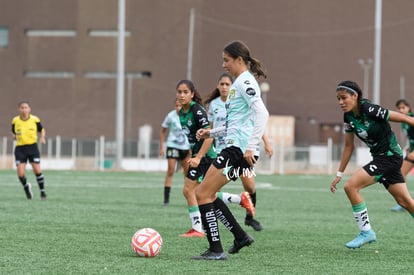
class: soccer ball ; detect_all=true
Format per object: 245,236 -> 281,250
131,228 -> 163,257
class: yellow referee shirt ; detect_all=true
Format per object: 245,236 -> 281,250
12,115 -> 43,146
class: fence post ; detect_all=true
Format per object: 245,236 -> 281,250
99,136 -> 105,171
279,137 -> 285,175
56,135 -> 61,159
72,138 -> 76,170
327,138 -> 333,175
2,136 -> 7,168
47,138 -> 52,159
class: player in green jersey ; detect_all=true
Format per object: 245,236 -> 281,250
330,80 -> 414,249
176,79 -> 216,238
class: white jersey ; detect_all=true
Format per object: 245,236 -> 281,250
161,110 -> 190,150
225,70 -> 262,153
208,97 -> 227,153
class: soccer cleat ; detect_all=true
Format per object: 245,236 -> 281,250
24,183 -> 33,200
390,204 -> 405,212
228,234 -> 254,254
240,192 -> 255,217
245,217 -> 264,231
178,228 -> 205,238
345,229 -> 376,249
191,250 -> 227,260
40,191 -> 47,200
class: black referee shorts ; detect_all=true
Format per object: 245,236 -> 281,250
14,143 -> 41,165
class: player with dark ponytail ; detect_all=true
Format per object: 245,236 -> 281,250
330,80 -> 414,249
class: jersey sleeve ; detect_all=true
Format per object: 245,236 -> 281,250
11,117 -> 17,134
161,111 -> 172,128
407,113 -> 414,141
362,102 -> 389,121
343,113 -> 353,133
37,122 -> 43,132
32,115 -> 43,132
239,76 -> 261,107
192,104 -> 210,129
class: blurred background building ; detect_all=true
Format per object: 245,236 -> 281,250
1,0 -> 413,171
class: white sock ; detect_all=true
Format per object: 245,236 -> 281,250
189,208 -> 203,232
353,208 -> 372,232
219,192 -> 241,204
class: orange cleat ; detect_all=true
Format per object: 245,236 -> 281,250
179,228 -> 205,238
240,192 -> 255,217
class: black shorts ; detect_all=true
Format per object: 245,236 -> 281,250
363,154 -> 404,189
166,147 -> 189,160
186,156 -> 214,183
14,143 -> 41,165
213,146 -> 258,181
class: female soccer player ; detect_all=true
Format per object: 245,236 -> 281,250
12,101 -> 47,200
159,99 -> 190,205
205,72 -> 273,231
330,81 -> 414,249
176,79 -> 217,238
390,99 -> 414,212
192,40 -> 269,260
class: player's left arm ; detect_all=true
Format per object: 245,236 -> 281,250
262,134 -> 273,158
189,105 -> 213,167
246,99 -> 269,165
37,122 -> 46,144
389,110 -> 414,127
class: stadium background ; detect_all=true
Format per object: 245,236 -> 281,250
1,0 -> 414,171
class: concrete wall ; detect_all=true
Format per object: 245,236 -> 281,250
1,0 -> 413,146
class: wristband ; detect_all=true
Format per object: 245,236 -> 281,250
336,171 -> 343,178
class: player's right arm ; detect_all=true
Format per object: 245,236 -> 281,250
11,122 -> 16,140
330,132 -> 354,193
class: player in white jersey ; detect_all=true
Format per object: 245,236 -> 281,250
192,41 -> 269,260
206,75 -> 229,153
205,73 -> 273,231
160,100 -> 190,205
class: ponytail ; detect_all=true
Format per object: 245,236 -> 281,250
224,40 -> 267,79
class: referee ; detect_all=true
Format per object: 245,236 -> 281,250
11,101 -> 47,200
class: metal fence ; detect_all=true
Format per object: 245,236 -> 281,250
0,136 -> 365,175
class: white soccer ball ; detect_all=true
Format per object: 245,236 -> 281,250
131,228 -> 163,257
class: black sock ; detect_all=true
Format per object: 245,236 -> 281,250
246,192 -> 257,220
164,186 -> 171,203
36,173 -> 45,191
213,198 -> 246,241
19,176 -> 27,187
199,202 -> 223,253
250,192 -> 257,206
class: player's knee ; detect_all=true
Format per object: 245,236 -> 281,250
182,184 -> 194,199
343,181 -> 357,196
166,169 -> 174,177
